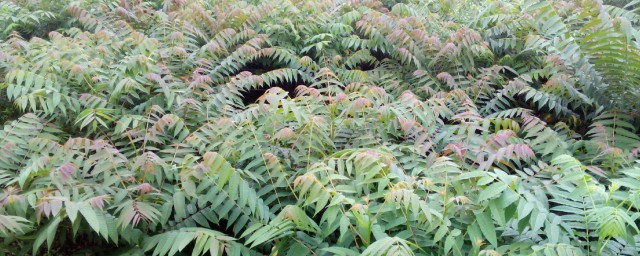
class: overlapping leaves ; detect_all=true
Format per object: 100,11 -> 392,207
0,0 -> 639,255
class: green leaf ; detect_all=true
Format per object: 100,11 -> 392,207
80,205 -> 100,233
476,211 -> 498,248
479,182 -> 508,202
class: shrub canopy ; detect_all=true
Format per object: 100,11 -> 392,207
1,0 -> 640,255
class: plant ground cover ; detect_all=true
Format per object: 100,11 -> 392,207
1,0 -> 640,255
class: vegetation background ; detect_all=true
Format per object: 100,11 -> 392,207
1,0 -> 640,255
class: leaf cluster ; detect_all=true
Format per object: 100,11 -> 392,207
0,0 -> 639,255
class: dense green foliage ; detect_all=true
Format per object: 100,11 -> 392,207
1,0 -> 640,255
